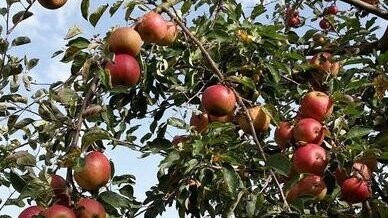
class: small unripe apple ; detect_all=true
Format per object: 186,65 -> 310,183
293,118 -> 325,145
135,11 -> 168,44
108,27 -> 143,56
76,198 -> 106,218
41,204 -> 75,218
18,206 -> 44,218
190,112 -> 209,133
105,54 -> 141,87
74,151 -> 111,191
313,33 -> 327,45
299,91 -> 333,121
202,85 -> 236,117
237,106 -> 271,134
293,143 -> 328,175
38,0 -> 67,9
341,177 -> 371,203
275,121 -> 294,150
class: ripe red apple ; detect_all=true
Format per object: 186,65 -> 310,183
50,174 -> 67,195
202,85 -> 236,117
299,91 -> 333,121
237,106 -> 271,134
190,112 -> 209,133
74,151 -> 111,191
41,204 -> 75,218
135,11 -> 168,44
319,18 -> 332,30
341,177 -> 371,203
286,175 -> 327,202
159,21 -> 178,46
275,121 -> 293,150
38,0 -> 67,9
19,206 -> 44,218
293,118 -> 325,145
108,27 -> 143,56
325,5 -> 338,15
351,162 -> 372,181
76,198 -> 106,218
105,54 -> 141,87
293,143 -> 328,175
285,8 -> 301,27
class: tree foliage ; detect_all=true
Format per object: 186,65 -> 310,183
0,0 -> 388,217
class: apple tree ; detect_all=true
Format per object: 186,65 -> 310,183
0,0 -> 387,217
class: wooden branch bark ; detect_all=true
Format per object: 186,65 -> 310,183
340,0 -> 388,20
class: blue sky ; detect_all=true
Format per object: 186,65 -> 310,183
0,0 -> 259,217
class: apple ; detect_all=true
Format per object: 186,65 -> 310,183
275,121 -> 294,150
285,8 -> 301,27
293,143 -> 328,175
341,177 -> 371,203
50,174 -> 67,195
351,162 -> 372,181
38,0 -> 67,9
293,118 -> 325,145
105,54 -> 141,87
237,106 -> 271,134
74,151 -> 111,191
190,112 -> 209,133
159,21 -> 178,46
325,5 -> 338,15
41,204 -> 75,218
201,85 -> 236,117
108,27 -> 143,56
299,91 -> 333,121
135,11 -> 168,44
313,33 -> 327,45
319,18 -> 332,30
286,175 -> 327,202
76,198 -> 106,218
310,52 -> 340,77
18,206 -> 44,218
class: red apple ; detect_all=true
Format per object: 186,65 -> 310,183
38,0 -> 67,10
293,118 -> 325,145
202,85 -> 236,117
236,106 -> 271,134
275,121 -> 294,150
159,21 -> 178,46
299,91 -> 333,121
341,177 -> 371,203
105,54 -> 141,87
351,162 -> 372,181
135,11 -> 168,44
76,198 -> 106,218
41,204 -> 75,218
319,18 -> 332,30
287,17 -> 301,27
190,112 -> 209,133
286,175 -> 327,202
50,174 -> 67,195
293,143 -> 328,175
108,27 -> 143,56
325,5 -> 338,15
19,206 -> 44,218
74,151 -> 111,191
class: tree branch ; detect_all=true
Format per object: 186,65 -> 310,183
340,0 -> 388,20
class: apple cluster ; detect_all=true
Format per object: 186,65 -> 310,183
275,91 -> 373,204
106,11 -> 178,88
18,152 -> 110,217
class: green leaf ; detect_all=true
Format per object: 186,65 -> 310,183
99,191 -> 131,209
181,0 -> 192,14
60,46 -> 81,63
64,26 -> 82,40
266,63 -> 280,83
222,164 -> 239,197
11,36 -> 30,46
26,58 -> 39,70
89,4 -> 108,27
347,126 -> 374,140
167,117 -> 187,129
109,0 -> 123,16
12,11 -> 33,24
10,171 -> 26,193
159,151 -> 180,170
66,37 -> 90,49
12,118 -> 34,132
81,127 -> 111,151
80,0 -> 89,20
267,154 -> 290,176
